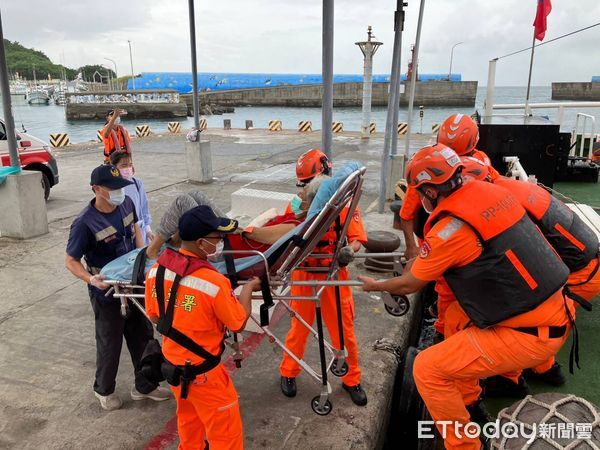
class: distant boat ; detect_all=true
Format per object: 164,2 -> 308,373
27,65 -> 50,105
27,90 -> 50,105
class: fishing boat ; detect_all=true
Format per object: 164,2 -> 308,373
26,66 -> 50,105
27,89 -> 50,105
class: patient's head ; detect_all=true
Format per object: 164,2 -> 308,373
293,174 -> 327,218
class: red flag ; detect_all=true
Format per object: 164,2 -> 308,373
533,0 -> 552,41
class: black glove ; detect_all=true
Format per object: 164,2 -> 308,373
338,246 -> 355,267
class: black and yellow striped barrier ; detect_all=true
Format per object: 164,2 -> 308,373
369,122 -> 376,134
97,130 -> 104,142
135,124 -> 151,137
298,121 -> 312,132
332,122 -> 343,133
398,122 -> 408,135
199,118 -> 208,131
167,122 -> 182,133
432,123 -> 441,135
49,133 -> 70,148
268,120 -> 282,131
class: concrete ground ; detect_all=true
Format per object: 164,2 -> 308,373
0,130 -> 432,450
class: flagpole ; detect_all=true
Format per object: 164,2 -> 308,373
524,30 -> 536,116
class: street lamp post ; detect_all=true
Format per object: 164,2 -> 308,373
448,41 -> 463,81
104,57 -> 117,79
127,40 -> 136,90
102,64 -> 112,91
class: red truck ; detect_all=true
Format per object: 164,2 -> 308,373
0,119 -> 59,199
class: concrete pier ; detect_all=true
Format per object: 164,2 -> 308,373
65,90 -> 188,120
183,80 -> 478,109
0,130 -> 429,450
551,82 -> 600,101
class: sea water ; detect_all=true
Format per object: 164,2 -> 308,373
6,86 -> 599,144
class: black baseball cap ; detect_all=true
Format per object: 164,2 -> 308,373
90,164 -> 133,189
179,206 -> 238,241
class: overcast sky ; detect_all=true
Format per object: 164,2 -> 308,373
3,0 -> 600,86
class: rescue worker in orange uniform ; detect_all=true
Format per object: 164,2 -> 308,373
400,113 -> 499,260
400,114 -> 500,339
360,144 -> 575,450
102,108 -> 132,164
145,206 -> 262,450
279,149 -> 369,406
459,157 -> 600,389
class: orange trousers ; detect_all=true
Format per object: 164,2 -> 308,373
414,316 -> 570,450
170,364 -> 243,450
279,270 -> 361,386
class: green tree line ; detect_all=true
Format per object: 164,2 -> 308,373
5,40 -> 116,82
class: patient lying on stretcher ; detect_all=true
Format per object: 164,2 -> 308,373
149,176 -> 326,260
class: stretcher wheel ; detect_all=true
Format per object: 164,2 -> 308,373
330,359 -> 349,377
311,396 -> 333,416
385,295 -> 409,317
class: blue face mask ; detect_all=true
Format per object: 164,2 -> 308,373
291,195 -> 303,215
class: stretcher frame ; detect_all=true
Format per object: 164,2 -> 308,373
105,166 -> 410,415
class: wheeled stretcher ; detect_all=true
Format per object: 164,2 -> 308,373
102,161 -> 409,415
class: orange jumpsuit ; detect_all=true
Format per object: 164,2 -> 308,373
411,216 -> 574,450
146,249 -> 247,450
400,149 -> 500,334
279,207 -> 368,387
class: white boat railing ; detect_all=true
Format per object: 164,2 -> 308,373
491,101 -> 600,128
573,113 -> 596,158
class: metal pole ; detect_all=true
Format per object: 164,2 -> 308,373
484,58 -> 497,118
128,40 -> 136,90
0,11 -> 20,169
524,31 -> 536,116
188,0 -> 200,131
403,0 -> 426,159
448,42 -> 463,80
322,0 -> 334,160
104,57 -> 117,78
378,0 -> 405,213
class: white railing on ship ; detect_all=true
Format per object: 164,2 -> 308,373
573,113 -> 596,158
491,101 -> 600,127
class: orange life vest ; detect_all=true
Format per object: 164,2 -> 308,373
103,125 -> 130,162
495,177 -> 599,272
425,180 -> 569,328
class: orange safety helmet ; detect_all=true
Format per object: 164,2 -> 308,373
437,113 -> 479,156
405,144 -> 464,191
460,156 -> 492,182
296,148 -> 332,184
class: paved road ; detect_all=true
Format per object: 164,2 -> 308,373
0,130 -> 429,449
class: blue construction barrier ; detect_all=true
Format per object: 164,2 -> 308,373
128,72 -> 462,93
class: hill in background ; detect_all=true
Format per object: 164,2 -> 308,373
5,39 -> 115,82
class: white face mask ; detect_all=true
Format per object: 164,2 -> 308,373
202,239 -> 224,261
114,116 -> 121,125
107,188 -> 126,206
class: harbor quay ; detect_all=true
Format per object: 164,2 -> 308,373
0,131 -> 431,449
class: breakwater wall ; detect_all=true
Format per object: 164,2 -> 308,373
551,82 -> 600,101
182,81 -> 477,109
